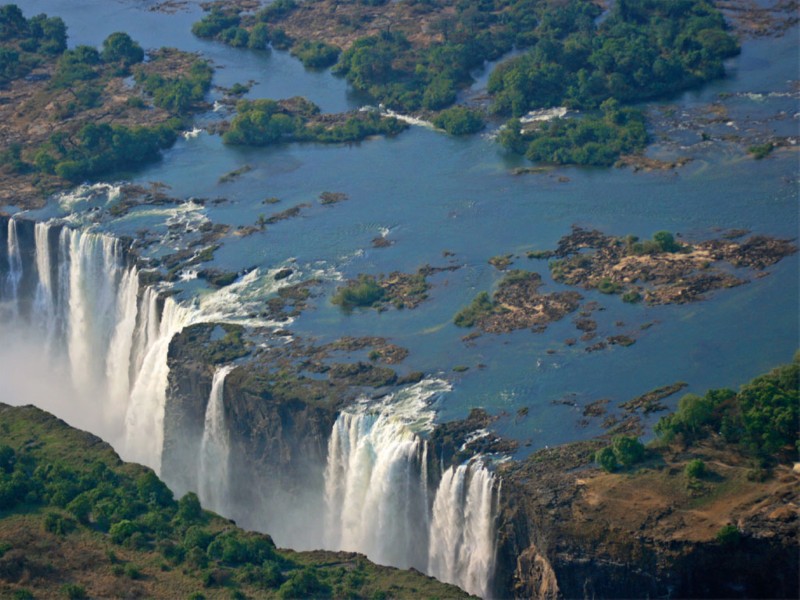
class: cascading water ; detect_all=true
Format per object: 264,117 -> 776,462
0,216 -> 298,474
123,295 -> 194,470
198,364 -> 235,515
1,214 -> 502,597
322,378 -> 500,597
0,216 -> 190,472
428,462 -> 500,598
4,218 -> 22,317
324,410 -> 430,570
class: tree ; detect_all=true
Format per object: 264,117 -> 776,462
595,446 -> 618,472
101,32 -> 144,67
653,230 -> 680,252
432,106 -> 485,135
737,362 -> 799,455
676,393 -> 715,435
611,435 -> 645,467
177,492 -> 203,523
0,4 -> 26,41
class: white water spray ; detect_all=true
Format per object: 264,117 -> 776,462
324,410 -> 430,569
5,219 -> 22,317
0,218 -> 188,472
198,364 -> 235,514
428,462 -> 499,598
322,378 -> 500,596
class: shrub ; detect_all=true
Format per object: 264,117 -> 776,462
109,519 -> 139,544
44,511 -> 76,536
622,290 -> 641,303
595,446 -> 617,472
60,584 -> 87,599
290,40 -> 340,69
653,231 -> 680,253
748,142 -> 774,160
432,106 -> 485,135
101,32 -> 144,67
177,492 -> 203,523
684,459 -> 706,479
277,568 -> 332,599
715,524 -> 741,545
453,291 -> 495,327
124,564 -> 142,579
611,435 -> 645,468
331,275 -> 385,310
597,278 -> 621,294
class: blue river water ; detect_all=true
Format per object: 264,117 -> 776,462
17,1 -> 800,451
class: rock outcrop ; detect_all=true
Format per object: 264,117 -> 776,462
493,440 -> 799,599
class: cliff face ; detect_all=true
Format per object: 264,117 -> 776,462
222,364 -> 339,538
162,324 -> 215,498
494,441 -> 799,599
162,324 -> 355,543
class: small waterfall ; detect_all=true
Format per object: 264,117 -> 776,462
5,218 -> 22,316
33,223 -> 56,345
198,364 -> 235,514
428,462 -> 499,598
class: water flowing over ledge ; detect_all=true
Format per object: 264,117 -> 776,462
321,379 -> 500,596
198,364 -> 236,515
0,216 -> 297,472
2,214 -> 503,598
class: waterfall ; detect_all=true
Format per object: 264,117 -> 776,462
322,378 -> 500,596
324,411 -> 430,570
0,217 -> 192,473
428,462 -> 499,598
123,295 -> 194,470
4,218 -> 22,317
198,364 -> 235,514
33,223 -> 56,346
66,228 -> 125,395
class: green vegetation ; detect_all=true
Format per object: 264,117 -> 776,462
133,58 -> 213,113
0,10 -> 214,186
684,458 -> 707,479
100,32 -> 144,72
597,277 -> 622,294
222,99 -> 406,146
715,524 -> 741,545
31,121 -> 179,182
595,435 -> 646,472
331,29 -> 501,112
627,230 -> 684,255
499,99 -> 648,166
488,0 -> 738,164
655,357 -> 799,459
432,106 -> 486,135
0,404 -> 469,599
199,324 -> 250,365
188,0 -> 737,168
453,291 -> 496,328
331,275 -> 386,310
0,4 -> 66,85
748,142 -> 775,160
290,40 -> 340,69
488,0 -> 739,116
